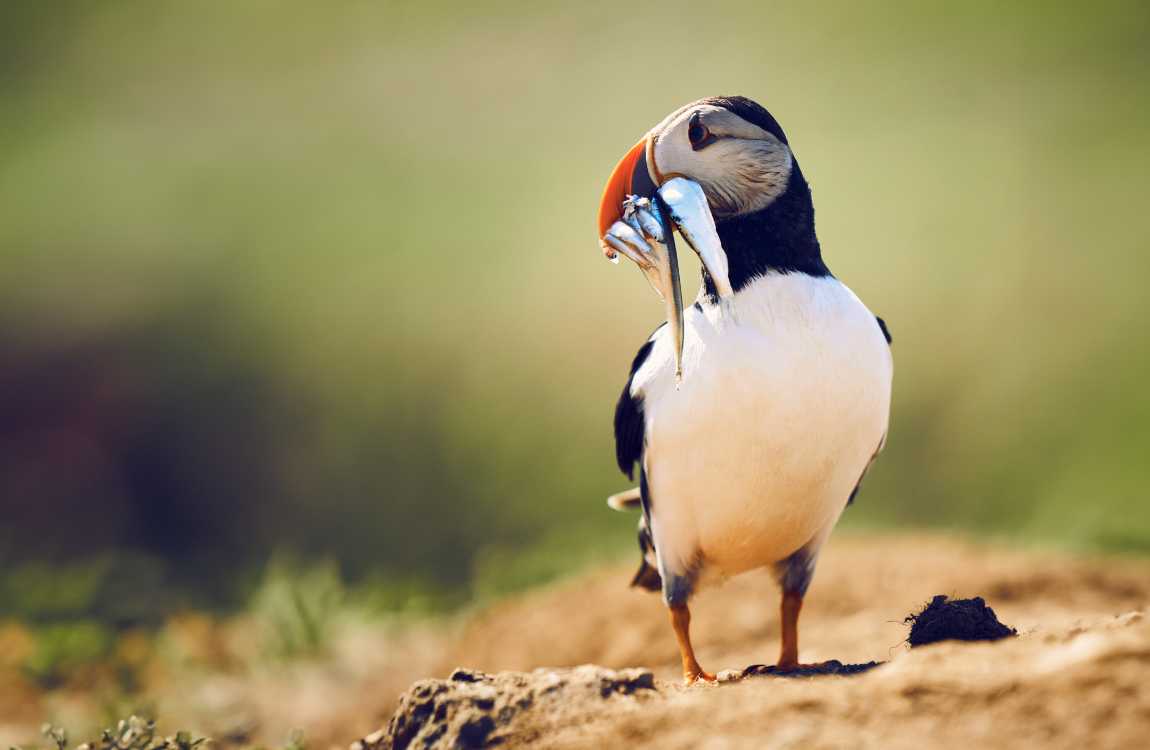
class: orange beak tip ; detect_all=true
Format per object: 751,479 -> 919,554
597,136 -> 649,242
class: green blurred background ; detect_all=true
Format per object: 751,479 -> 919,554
1,0 -> 1148,623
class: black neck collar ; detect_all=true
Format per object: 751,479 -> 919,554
700,160 -> 830,300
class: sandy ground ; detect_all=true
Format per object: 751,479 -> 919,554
408,533 -> 1150,749
3,533 -> 1149,749
423,534 -> 1150,749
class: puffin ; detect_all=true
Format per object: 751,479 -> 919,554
597,96 -> 893,685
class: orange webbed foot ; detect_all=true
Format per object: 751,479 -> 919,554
682,668 -> 717,686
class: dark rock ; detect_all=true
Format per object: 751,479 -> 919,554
904,595 -> 1017,647
456,715 -> 495,749
353,665 -> 657,750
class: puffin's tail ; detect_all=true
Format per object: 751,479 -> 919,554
607,487 -> 642,511
607,487 -> 662,592
630,559 -> 662,591
631,518 -> 662,592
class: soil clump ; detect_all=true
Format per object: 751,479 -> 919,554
904,595 -> 1017,646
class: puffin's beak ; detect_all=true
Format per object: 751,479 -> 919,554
598,135 -> 686,386
597,137 -> 655,250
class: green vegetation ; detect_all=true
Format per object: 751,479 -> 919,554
0,0 -> 1146,633
0,552 -> 448,692
36,719 -> 208,750
23,720 -> 214,750
0,555 -> 162,687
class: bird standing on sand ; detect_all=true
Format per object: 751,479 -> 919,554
598,96 -> 893,685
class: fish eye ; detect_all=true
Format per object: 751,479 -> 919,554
687,113 -> 714,150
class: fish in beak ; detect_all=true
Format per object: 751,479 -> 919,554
597,135 -> 737,388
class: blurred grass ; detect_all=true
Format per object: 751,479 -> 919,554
0,0 -> 1147,623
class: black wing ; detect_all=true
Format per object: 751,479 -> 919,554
875,316 -> 892,345
613,328 -> 660,481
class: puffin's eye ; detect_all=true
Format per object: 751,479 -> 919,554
687,113 -> 715,150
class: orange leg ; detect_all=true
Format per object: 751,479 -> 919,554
743,590 -> 828,676
669,604 -> 716,685
776,589 -> 803,669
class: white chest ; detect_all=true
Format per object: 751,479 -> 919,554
633,273 -> 892,579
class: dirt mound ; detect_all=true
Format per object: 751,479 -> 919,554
364,609 -> 1150,750
905,595 -> 1017,646
356,666 -> 658,750
365,661 -> 899,749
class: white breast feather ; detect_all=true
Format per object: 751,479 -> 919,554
633,272 -> 893,583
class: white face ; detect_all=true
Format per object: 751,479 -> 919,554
649,105 -> 793,219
